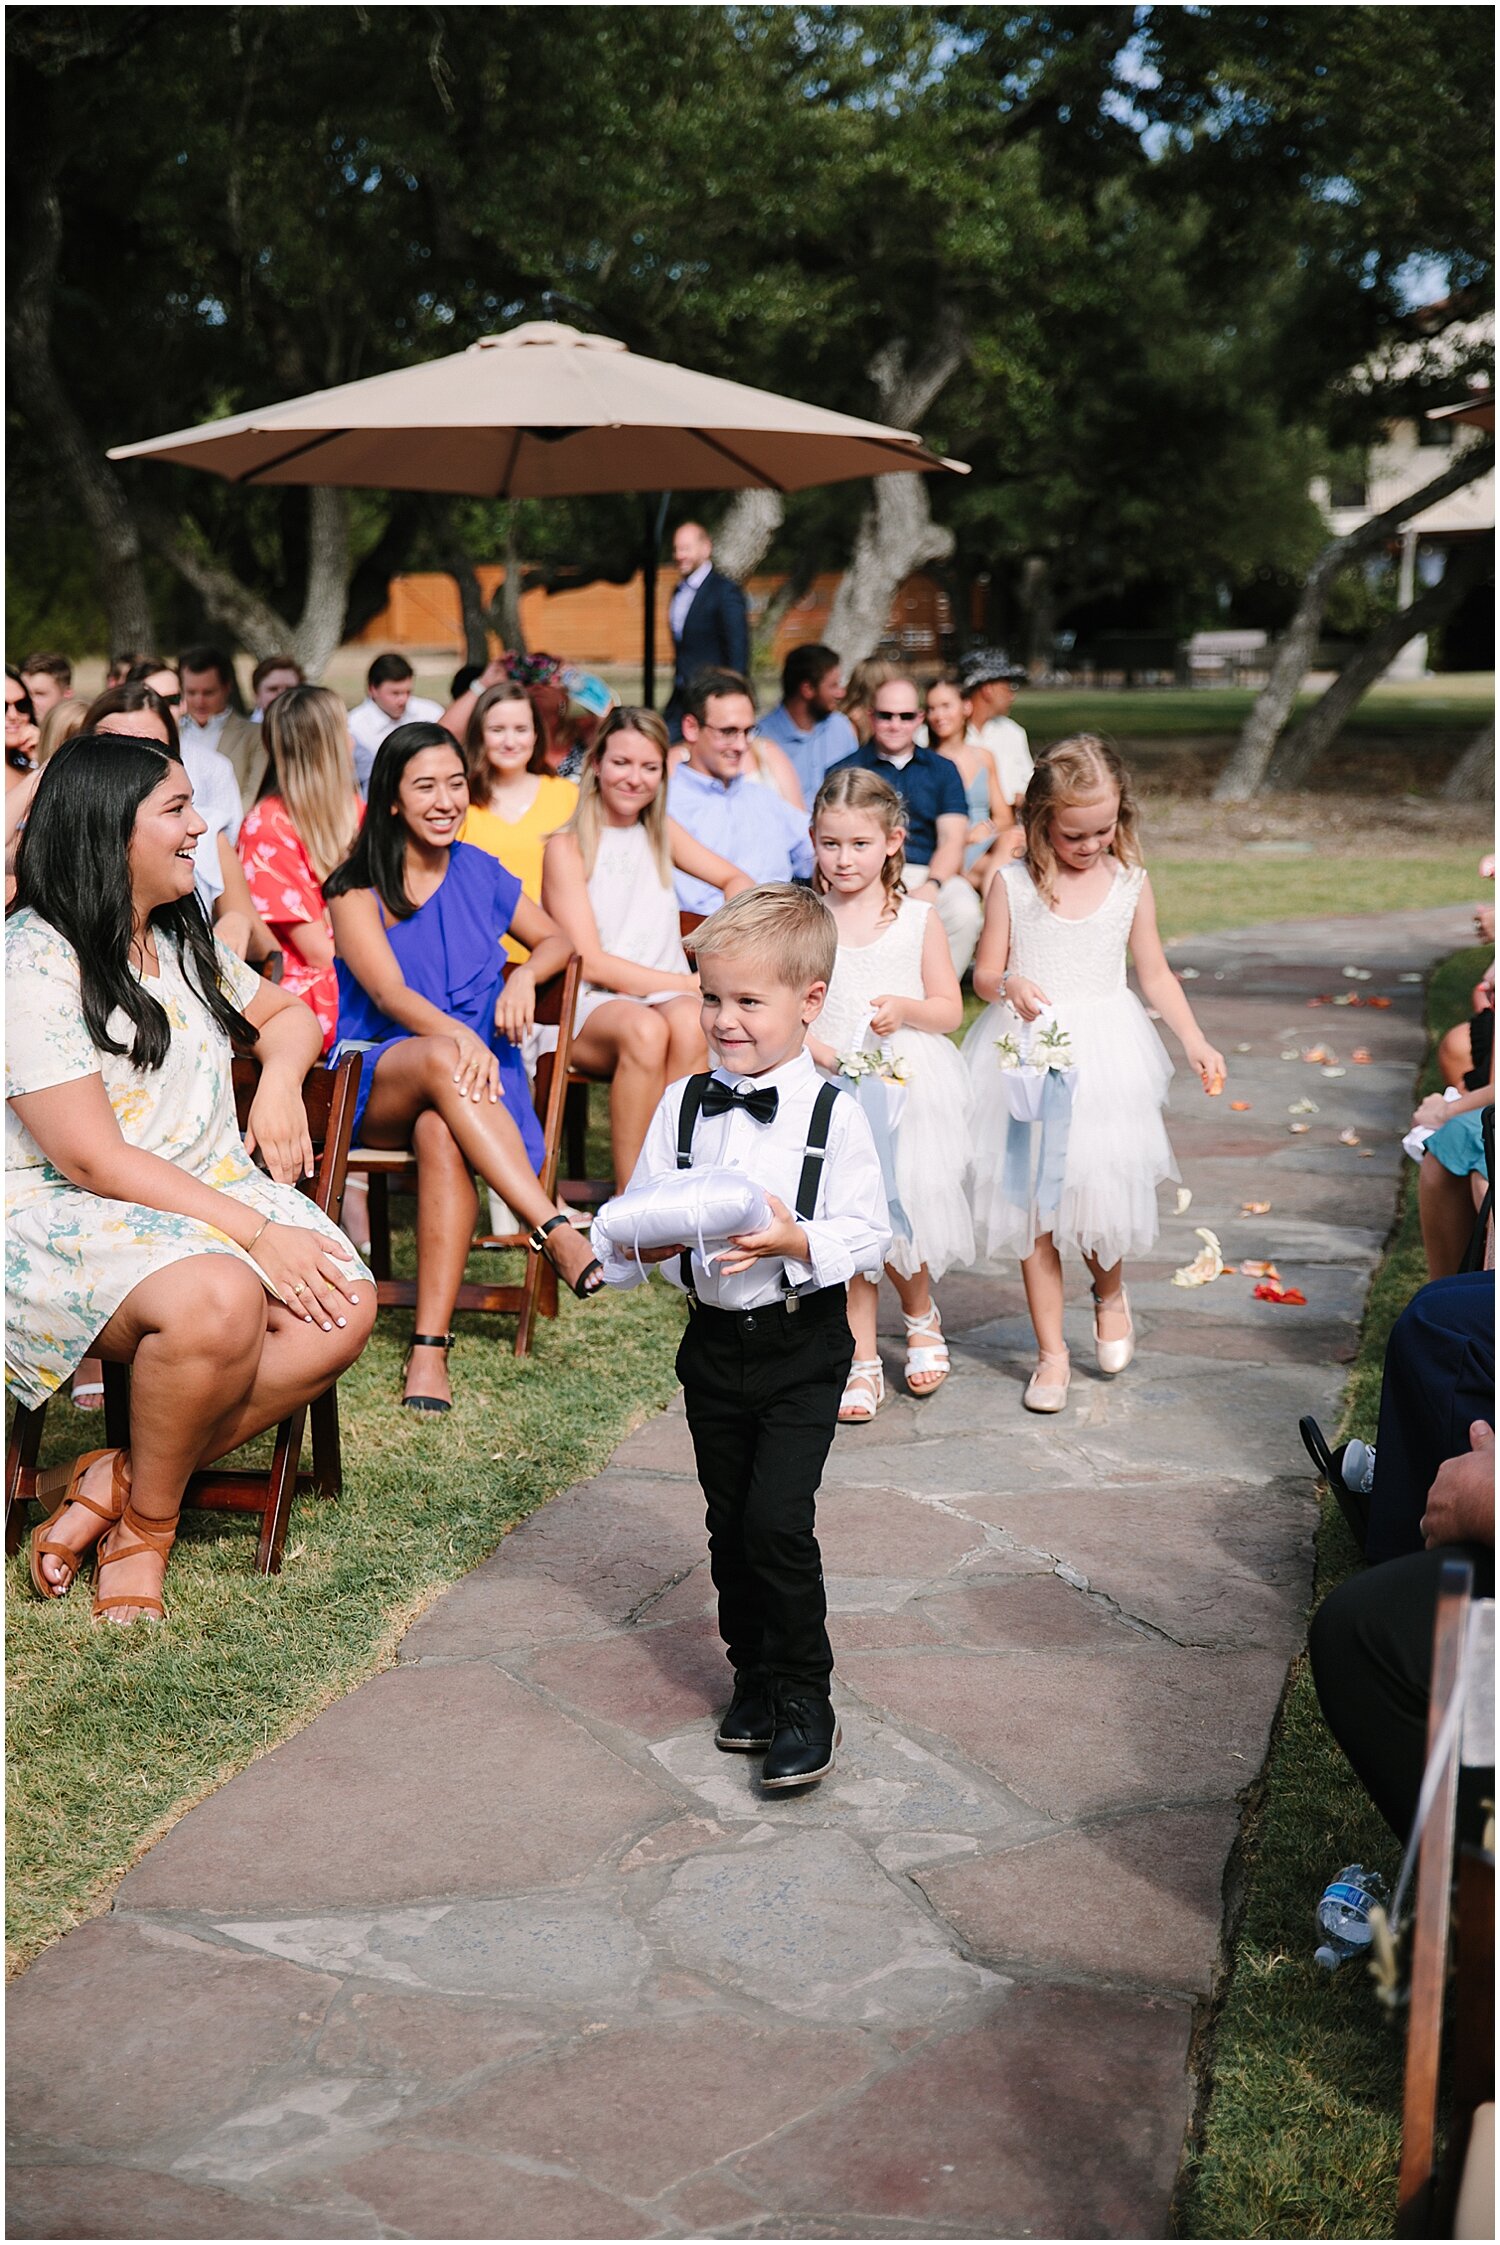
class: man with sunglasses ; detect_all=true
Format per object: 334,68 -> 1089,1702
830,672 -> 982,974
668,668 -> 813,914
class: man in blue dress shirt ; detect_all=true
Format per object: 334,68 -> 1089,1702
753,644 -> 858,808
668,670 -> 815,915
829,672 -> 983,973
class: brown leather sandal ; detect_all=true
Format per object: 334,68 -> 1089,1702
29,1448 -> 129,1600
91,1500 -> 178,1628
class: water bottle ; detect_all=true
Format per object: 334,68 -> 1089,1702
1314,1865 -> 1389,1969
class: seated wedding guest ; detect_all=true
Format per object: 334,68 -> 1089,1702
6,667 -> 39,786
178,645 -> 261,812
924,671 -> 1020,887
7,733 -> 374,1622
842,657 -> 903,745
460,683 -> 578,959
668,670 -> 813,915
543,706 -> 750,1187
19,652 -> 72,721
958,646 -> 1034,816
237,686 -> 363,1051
1414,1079 -> 1492,1279
5,699 -> 90,886
81,685 -> 278,968
348,654 -> 445,794
107,651 -> 156,688
754,644 -> 858,805
830,672 -> 983,976
250,653 -> 305,720
327,723 -> 604,1409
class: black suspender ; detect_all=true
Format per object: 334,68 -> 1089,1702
675,1074 -> 841,1303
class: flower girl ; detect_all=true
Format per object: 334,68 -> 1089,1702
807,767 -> 974,1421
964,735 -> 1225,1413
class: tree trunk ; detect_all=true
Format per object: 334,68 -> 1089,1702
7,158 -> 155,651
143,488 -> 353,678
824,314 -> 965,671
1267,543 -> 1493,789
496,512 -> 527,655
714,489 -> 784,583
1018,555 -> 1056,675
1215,440 -> 1496,800
1442,720 -> 1494,802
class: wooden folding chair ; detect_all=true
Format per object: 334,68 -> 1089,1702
1397,1557 -> 1495,2237
349,952 -> 582,1357
561,909 -> 705,1206
5,1050 -> 362,1578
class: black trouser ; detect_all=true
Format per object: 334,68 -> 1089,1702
1309,1542 -> 1494,1844
1366,1272 -> 1494,1563
677,1285 -> 853,1696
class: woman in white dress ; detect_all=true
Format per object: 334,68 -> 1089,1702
6,733 -> 374,1622
543,708 -> 753,1187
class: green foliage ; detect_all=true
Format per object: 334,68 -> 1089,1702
6,6 -> 1493,653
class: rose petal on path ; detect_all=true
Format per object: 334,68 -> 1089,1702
1254,1281 -> 1307,1305
1240,1201 -> 1271,1216
1175,1187 -> 1193,1214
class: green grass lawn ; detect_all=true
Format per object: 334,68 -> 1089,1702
5,1231 -> 687,1975
1149,856 -> 1481,942
1019,676 -> 1495,743
1176,947 -> 1487,2241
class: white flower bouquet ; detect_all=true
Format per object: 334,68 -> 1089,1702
837,1048 -> 909,1127
995,1009 -> 1077,1121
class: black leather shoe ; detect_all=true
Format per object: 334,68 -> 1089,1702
1299,1415 -> 1371,1549
715,1677 -> 776,1753
762,1693 -> 839,1789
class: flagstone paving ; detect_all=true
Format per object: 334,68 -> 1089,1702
6,905 -> 1472,2240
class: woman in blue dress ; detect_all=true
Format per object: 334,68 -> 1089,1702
327,724 -> 603,1410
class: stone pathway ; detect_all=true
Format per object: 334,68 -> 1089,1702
7,906 -> 1474,2241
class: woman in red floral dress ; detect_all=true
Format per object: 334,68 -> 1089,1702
237,687 -> 363,1051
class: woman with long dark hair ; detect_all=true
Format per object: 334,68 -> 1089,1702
327,722 -> 604,1411
6,735 -> 375,1623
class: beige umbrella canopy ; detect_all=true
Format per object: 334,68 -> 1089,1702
108,321 -> 968,496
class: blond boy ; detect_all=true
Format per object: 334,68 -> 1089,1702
592,885 -> 890,1787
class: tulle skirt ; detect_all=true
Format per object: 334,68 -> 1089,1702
885,1027 -> 975,1282
963,991 -> 1178,1268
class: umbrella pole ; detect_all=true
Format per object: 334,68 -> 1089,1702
640,491 -> 671,707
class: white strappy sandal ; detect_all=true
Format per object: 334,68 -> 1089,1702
839,1360 -> 886,1424
901,1303 -> 950,1396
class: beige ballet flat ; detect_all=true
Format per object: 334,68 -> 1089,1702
1023,1349 -> 1071,1414
1092,1287 -> 1135,1376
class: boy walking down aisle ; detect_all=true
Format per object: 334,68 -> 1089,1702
591,885 -> 891,1787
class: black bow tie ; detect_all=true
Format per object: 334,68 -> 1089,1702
702,1079 -> 779,1124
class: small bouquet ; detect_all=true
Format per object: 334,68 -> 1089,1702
837,1047 -> 909,1132
837,1049 -> 910,1088
996,1009 -> 1076,1121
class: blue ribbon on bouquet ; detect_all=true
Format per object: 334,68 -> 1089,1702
1000,1069 -> 1075,1227
837,1073 -> 911,1241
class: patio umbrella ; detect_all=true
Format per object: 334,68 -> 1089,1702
108,321 -> 968,692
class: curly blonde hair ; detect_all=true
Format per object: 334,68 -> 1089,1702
811,765 -> 908,920
1022,734 -> 1141,901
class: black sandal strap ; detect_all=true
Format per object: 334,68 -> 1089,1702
409,1332 -> 453,1350
528,1214 -> 569,1251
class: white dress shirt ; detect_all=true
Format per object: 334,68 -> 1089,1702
348,694 -> 446,793
669,560 -> 712,644
175,734 -> 246,911
977,712 -> 1033,806
592,1047 -> 891,1309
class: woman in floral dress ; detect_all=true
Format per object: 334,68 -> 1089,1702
6,733 -> 375,1623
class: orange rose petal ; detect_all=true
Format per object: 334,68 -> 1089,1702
1240,1201 -> 1271,1215
1351,1049 -> 1373,1064
1368,995 -> 1392,1009
1254,1282 -> 1307,1305
1229,1100 -> 1252,1111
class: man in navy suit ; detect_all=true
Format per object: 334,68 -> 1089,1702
664,521 -> 750,740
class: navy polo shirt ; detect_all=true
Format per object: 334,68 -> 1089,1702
827,744 -> 968,865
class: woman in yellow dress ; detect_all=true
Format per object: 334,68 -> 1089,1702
460,684 -> 578,961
